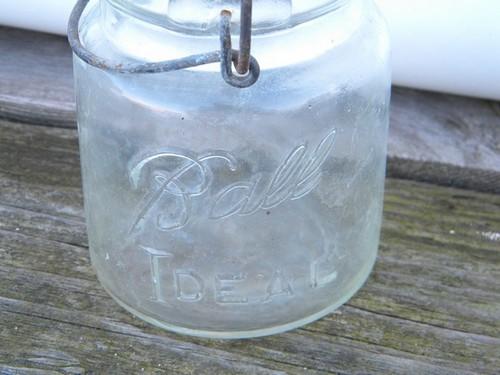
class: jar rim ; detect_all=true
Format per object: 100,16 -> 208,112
104,0 -> 351,35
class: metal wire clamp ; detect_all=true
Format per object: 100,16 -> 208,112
67,0 -> 260,88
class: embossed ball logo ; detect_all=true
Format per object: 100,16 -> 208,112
128,129 -> 336,233
116,129 -> 346,304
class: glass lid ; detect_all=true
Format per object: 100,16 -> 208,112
105,0 -> 348,33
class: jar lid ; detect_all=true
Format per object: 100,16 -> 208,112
106,0 -> 347,34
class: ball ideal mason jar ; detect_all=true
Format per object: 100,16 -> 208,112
71,0 -> 391,338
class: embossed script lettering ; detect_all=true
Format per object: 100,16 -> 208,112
128,130 -> 336,232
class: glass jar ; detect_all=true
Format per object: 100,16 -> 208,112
73,0 -> 391,338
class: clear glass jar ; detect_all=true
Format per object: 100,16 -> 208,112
74,0 -> 391,338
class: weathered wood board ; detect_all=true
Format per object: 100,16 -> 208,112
0,26 -> 500,193
0,119 -> 499,374
0,27 -> 75,128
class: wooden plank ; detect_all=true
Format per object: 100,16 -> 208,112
0,27 -> 75,128
0,301 -> 295,375
0,120 -> 499,374
1,26 -> 500,192
0,119 -> 83,218
0,299 -> 477,375
388,88 -> 500,193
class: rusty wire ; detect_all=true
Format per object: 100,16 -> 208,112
67,0 -> 260,88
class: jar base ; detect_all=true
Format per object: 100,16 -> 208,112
99,256 -> 377,339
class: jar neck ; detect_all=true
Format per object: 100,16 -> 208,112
83,0 -> 368,69
102,0 -> 352,35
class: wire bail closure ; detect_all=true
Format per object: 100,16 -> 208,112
67,0 -> 260,88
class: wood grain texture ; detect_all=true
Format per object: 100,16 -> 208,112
0,27 -> 75,128
0,119 -> 499,375
1,26 -> 500,192
388,88 -> 500,193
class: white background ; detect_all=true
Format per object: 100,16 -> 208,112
1,0 -> 499,100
